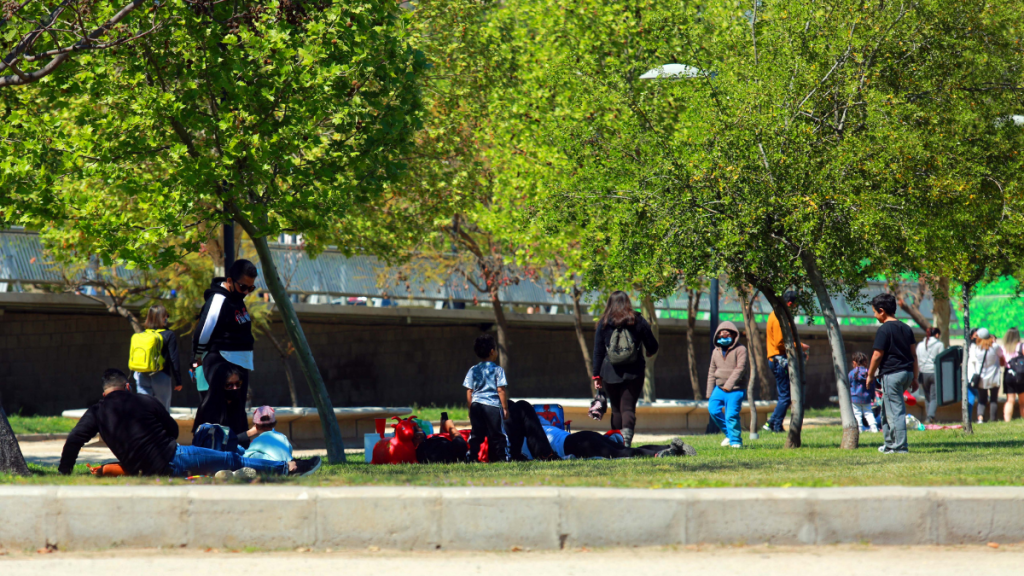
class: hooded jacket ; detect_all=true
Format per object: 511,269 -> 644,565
192,278 -> 254,356
706,321 -> 749,396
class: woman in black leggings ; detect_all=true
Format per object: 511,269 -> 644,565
563,431 -> 693,459
592,291 -> 659,447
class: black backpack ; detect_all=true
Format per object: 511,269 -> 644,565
1008,344 -> 1024,377
606,325 -> 641,366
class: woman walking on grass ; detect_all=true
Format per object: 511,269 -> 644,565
967,328 -> 1005,423
1001,328 -> 1024,421
915,327 -> 945,424
592,291 -> 659,448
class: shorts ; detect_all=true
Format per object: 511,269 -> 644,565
1004,371 -> 1024,395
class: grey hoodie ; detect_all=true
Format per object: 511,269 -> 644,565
706,321 -> 749,396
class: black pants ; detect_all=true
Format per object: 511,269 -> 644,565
563,431 -> 667,459
415,435 -> 470,464
193,352 -> 251,448
605,377 -> 644,430
469,402 -> 509,462
505,400 -> 557,460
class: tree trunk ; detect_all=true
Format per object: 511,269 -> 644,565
960,282 -> 974,435
490,293 -> 511,369
641,295 -> 659,403
686,287 -> 703,400
571,287 -> 596,396
739,290 -> 759,438
248,232 -> 347,463
0,400 -> 30,476
802,251 -> 859,449
761,286 -> 805,448
932,276 -> 952,347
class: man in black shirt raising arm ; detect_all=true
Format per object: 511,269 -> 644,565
865,294 -> 920,454
60,369 -> 318,477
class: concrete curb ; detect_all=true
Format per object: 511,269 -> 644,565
2,486 -> 1023,551
14,433 -> 69,442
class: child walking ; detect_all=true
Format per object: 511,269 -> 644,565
849,352 -> 879,433
464,334 -> 510,463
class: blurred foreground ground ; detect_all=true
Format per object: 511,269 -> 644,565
2,545 -> 1023,576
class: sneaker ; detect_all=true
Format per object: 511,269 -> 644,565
214,469 -> 232,481
730,444 -> 742,449
924,417 -> 935,425
233,467 -> 257,481
655,447 -> 674,458
761,422 -> 773,432
720,437 -> 731,447
878,445 -> 888,453
290,456 -> 322,477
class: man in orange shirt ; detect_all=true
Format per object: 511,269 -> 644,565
763,291 -> 810,432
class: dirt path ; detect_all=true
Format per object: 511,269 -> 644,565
2,545 -> 1022,575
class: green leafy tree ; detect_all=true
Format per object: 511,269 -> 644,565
3,0 -> 426,463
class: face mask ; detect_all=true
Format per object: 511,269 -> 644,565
716,336 -> 734,348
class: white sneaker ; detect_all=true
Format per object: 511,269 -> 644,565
721,437 -> 731,447
233,467 -> 257,481
878,445 -> 887,453
730,444 -> 742,449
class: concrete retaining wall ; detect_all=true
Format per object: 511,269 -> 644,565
1,486 -> 1021,551
0,293 -> 891,417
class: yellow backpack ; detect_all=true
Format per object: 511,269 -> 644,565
128,329 -> 165,373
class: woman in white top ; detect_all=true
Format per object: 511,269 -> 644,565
967,328 -> 1006,423
915,327 -> 946,423
1001,328 -> 1024,421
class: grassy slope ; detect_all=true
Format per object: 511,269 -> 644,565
6,419 -> 1024,487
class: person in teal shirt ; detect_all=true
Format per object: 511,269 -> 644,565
243,406 -> 293,462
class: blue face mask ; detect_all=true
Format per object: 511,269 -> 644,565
716,336 -> 734,348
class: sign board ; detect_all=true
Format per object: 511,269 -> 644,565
935,346 -> 962,406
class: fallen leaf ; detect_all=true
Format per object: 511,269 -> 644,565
36,548 -> 52,555
510,545 -> 524,552
988,542 -> 1000,549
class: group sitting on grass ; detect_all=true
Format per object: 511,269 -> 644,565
372,333 -> 696,465
59,368 -> 320,478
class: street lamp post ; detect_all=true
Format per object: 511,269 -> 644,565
639,63 -> 721,350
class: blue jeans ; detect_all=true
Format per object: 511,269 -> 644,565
709,387 -> 746,446
169,445 -> 288,477
767,356 -> 791,431
136,371 -> 173,411
880,371 -> 913,452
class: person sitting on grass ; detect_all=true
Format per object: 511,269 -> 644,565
463,334 -> 510,463
59,369 -> 320,478
242,406 -> 300,465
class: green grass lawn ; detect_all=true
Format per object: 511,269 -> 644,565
6,419 -> 1024,487
7,414 -> 77,435
401,404 -> 469,422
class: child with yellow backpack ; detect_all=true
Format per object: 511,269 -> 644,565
128,304 -> 182,411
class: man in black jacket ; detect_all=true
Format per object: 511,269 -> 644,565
192,259 -> 258,447
60,369 -> 318,477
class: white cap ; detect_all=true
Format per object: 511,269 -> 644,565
976,328 -> 991,339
